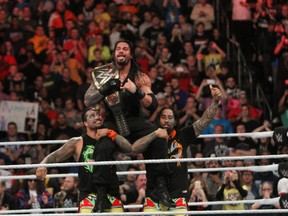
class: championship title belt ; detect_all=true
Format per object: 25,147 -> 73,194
91,63 -> 130,136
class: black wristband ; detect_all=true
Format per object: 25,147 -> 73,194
136,89 -> 146,100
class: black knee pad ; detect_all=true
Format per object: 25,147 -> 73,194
273,127 -> 288,146
279,193 -> 288,209
278,162 -> 288,178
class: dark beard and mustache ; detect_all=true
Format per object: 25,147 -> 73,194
115,56 -> 130,66
64,187 -> 75,194
89,123 -> 104,130
93,125 -> 103,130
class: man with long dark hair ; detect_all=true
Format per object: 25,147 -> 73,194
84,40 -> 175,207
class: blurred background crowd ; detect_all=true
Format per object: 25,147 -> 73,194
0,0 -> 288,214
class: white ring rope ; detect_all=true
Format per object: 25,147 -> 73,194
0,131 -> 274,146
0,131 -> 285,215
198,131 -> 273,139
0,139 -> 68,146
187,164 -> 279,173
187,197 -> 280,206
0,197 -> 281,214
0,160 -> 281,181
0,172 -> 146,180
1,209 -> 288,216
0,154 -> 286,170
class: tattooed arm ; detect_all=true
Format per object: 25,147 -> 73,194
84,84 -> 104,107
96,128 -> 132,153
101,128 -> 167,154
41,137 -> 81,163
115,135 -> 132,153
193,85 -> 222,137
114,132 -> 161,154
132,128 -> 168,153
36,137 -> 81,180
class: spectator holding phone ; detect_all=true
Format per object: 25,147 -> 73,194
216,170 -> 248,212
197,41 -> 227,75
195,64 -> 227,112
189,176 -> 210,211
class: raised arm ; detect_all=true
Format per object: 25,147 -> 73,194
193,85 -> 221,137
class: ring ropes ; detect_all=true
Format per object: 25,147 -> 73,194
0,131 -> 286,215
0,131 -> 274,147
1,209 -> 288,215
1,155 -> 287,214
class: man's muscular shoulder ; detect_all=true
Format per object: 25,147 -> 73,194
68,136 -> 82,144
71,136 -> 83,162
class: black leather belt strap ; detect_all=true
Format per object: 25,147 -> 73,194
104,91 -> 130,136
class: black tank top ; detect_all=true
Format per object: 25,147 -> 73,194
78,134 -> 97,200
104,66 -> 143,121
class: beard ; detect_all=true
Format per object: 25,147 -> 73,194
116,56 -> 130,66
88,123 -> 103,130
64,187 -> 74,194
93,125 -> 103,130
166,128 -> 173,134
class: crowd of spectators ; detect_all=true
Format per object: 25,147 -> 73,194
0,0 -> 288,213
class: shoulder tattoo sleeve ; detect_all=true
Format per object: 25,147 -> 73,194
84,84 -> 104,107
41,137 -> 81,164
131,131 -> 158,153
115,135 -> 132,153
